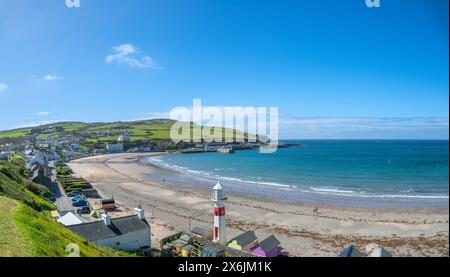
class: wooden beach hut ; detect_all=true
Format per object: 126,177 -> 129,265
339,245 -> 363,257
227,231 -> 258,253
250,235 -> 281,257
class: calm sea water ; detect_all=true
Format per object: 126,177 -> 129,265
148,140 -> 449,206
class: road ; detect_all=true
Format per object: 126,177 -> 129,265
49,161 -> 74,212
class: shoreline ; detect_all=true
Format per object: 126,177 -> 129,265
68,153 -> 449,257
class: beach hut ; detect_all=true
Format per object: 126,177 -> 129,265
192,226 -> 213,240
171,239 -> 187,254
181,245 -> 194,257
180,234 -> 193,245
227,231 -> 258,252
339,245 -> 363,257
100,199 -> 115,210
201,245 -> 225,257
365,243 -> 392,257
250,235 -> 281,257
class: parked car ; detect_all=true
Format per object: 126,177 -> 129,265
72,199 -> 87,207
67,190 -> 81,197
77,206 -> 91,215
71,195 -> 86,202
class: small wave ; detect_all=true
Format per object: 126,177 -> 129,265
220,176 -> 291,188
146,156 -> 449,200
310,187 -> 355,194
308,187 -> 449,199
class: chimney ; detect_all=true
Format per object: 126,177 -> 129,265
102,214 -> 111,226
134,206 -> 145,220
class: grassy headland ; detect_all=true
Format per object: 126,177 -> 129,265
0,119 -> 260,152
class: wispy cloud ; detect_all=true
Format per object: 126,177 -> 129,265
34,112 -> 52,116
0,83 -> 9,92
14,119 -> 66,129
129,112 -> 171,121
43,74 -> 64,81
105,44 -> 163,70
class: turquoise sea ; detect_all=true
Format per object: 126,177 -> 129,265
147,140 -> 449,208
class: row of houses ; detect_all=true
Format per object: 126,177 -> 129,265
0,151 -> 15,160
106,143 -> 123,153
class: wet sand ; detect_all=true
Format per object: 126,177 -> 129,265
68,153 -> 449,257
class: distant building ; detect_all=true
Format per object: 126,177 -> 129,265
28,154 -> 49,176
67,208 -> 151,253
63,149 -> 73,159
31,168 -> 52,189
106,144 -> 123,153
47,150 -> 60,161
118,133 -> 130,142
71,143 -> 80,151
0,151 -> 15,160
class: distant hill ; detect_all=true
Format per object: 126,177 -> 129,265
0,160 -> 131,257
0,119 -> 261,150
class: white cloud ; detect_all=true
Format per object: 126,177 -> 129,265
34,112 -> 52,116
0,83 -> 9,92
106,44 -> 163,70
14,119 -> 66,129
44,74 -> 64,81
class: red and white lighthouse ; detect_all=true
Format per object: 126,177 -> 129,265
212,180 -> 227,244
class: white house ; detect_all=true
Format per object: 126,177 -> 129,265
106,144 -> 123,153
118,133 -> 130,142
67,207 -> 151,253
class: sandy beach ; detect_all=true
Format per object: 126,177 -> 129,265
68,153 -> 449,257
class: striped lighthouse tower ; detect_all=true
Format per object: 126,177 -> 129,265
212,180 -> 227,245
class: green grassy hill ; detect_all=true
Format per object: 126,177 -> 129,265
0,161 -> 131,257
0,119 -> 259,145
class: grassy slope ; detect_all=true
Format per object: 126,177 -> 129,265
0,161 -> 55,211
0,197 -> 32,256
0,119 -> 257,142
0,161 -> 131,257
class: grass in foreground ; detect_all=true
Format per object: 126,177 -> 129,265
0,160 -> 133,257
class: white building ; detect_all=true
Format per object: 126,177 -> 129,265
68,207 -> 151,253
106,143 -> 123,153
118,133 -> 130,142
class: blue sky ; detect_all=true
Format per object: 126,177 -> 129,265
0,0 -> 448,139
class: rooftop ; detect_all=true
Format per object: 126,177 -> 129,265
229,231 -> 257,246
258,235 -> 281,253
67,214 -> 149,242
